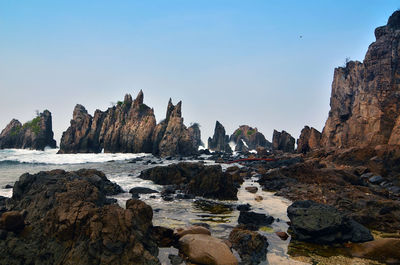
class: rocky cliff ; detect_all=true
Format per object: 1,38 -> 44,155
208,121 -> 232,153
272,130 -> 295,153
229,125 -> 271,152
59,91 -> 199,156
321,10 -> 400,148
297,126 -> 321,153
152,99 -> 199,157
0,110 -> 57,150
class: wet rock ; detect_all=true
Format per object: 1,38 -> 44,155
245,186 -> 258,193
139,162 -> 240,200
238,211 -> 274,229
254,195 -> 263,202
179,234 -> 238,265
0,211 -> 25,232
168,254 -> 184,265
350,238 -> 400,265
275,231 -> 289,241
193,199 -> 233,214
207,121 -> 232,153
237,204 -> 251,212
152,226 -> 175,247
369,175 -> 384,184
4,184 -> 12,189
0,110 -> 57,150
0,229 -> 7,240
129,187 -> 158,195
229,227 -> 268,265
175,225 -> 211,238
287,200 -> 373,244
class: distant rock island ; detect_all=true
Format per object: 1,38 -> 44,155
58,90 -> 202,157
0,110 -> 57,150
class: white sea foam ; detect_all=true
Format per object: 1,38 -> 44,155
0,148 -> 150,165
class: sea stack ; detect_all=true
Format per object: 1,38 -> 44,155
208,121 -> 232,153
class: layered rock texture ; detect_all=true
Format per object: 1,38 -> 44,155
272,130 -> 295,153
321,11 -> 400,148
297,126 -> 321,153
0,110 -> 57,150
0,169 -> 159,265
208,121 -> 232,153
229,125 -> 272,152
59,91 -> 200,156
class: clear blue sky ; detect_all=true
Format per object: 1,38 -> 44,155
0,1 -> 399,146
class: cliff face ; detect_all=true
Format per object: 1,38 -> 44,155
208,121 -> 232,153
0,110 -> 57,150
229,125 -> 272,152
152,99 -> 199,157
59,92 -> 199,156
272,130 -> 295,153
297,126 -> 321,154
321,11 -> 400,148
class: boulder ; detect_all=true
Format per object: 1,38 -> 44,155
179,234 -> 238,265
350,238 -> 400,264
229,125 -> 272,151
229,227 -> 269,265
245,186 -> 258,193
0,110 -> 57,150
238,211 -> 274,228
138,162 -> 240,200
272,130 -> 295,153
287,200 -> 373,244
129,187 -> 158,195
175,225 -> 211,238
207,121 -> 232,153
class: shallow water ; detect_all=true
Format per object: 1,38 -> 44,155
0,148 -> 307,264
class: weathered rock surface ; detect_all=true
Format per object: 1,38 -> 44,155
179,234 -> 238,265
208,121 -> 232,153
138,162 -> 241,200
350,238 -> 400,264
287,200 -> 373,244
229,125 -> 272,152
238,211 -> 274,229
321,10 -> 400,148
272,130 -> 295,153
297,126 -> 321,153
152,99 -> 199,157
0,110 -> 57,150
229,227 -> 269,265
0,169 -> 159,265
59,91 -> 199,157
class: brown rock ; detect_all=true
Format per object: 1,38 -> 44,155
255,195 -> 263,202
175,225 -> 211,238
179,234 -> 238,265
0,211 -> 25,232
245,186 -> 258,193
207,121 -> 232,153
272,130 -> 295,153
275,231 -> 289,241
297,126 -> 321,153
351,238 -> 400,264
229,227 -> 268,264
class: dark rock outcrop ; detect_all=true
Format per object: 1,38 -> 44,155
208,121 -> 232,153
0,169 -> 159,265
297,126 -> 321,154
59,91 -> 199,157
152,99 -> 198,157
0,110 -> 57,150
321,10 -> 400,148
229,125 -> 272,152
238,211 -> 274,229
138,162 -> 241,200
272,130 -> 295,153
287,200 -> 373,244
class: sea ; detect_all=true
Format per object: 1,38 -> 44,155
0,148 -> 305,265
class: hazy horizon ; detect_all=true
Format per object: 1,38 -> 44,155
1,1 -> 399,146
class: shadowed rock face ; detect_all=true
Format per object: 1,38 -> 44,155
152,99 -> 199,157
321,10 -> 400,148
0,169 -> 159,265
229,125 -> 272,152
59,92 -> 199,156
272,130 -> 295,153
208,121 -> 232,153
297,126 -> 321,154
0,110 -> 57,150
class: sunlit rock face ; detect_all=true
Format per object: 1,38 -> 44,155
229,125 -> 272,152
321,10 -> 400,148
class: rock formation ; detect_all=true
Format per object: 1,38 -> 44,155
208,121 -> 232,153
321,10 -> 400,148
59,91 -> 200,156
272,130 -> 295,153
0,110 -> 57,150
152,99 -> 199,157
297,126 -> 321,153
0,169 -> 159,264
229,125 -> 272,152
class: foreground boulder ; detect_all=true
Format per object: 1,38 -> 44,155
138,162 -> 241,200
229,125 -> 272,152
272,130 -> 295,153
208,121 -> 232,153
0,169 -> 159,265
321,10 -> 400,148
229,227 -> 269,265
287,200 -> 373,244
179,234 -> 238,265
0,110 -> 57,150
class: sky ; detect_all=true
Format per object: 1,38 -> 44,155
0,1 -> 399,146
